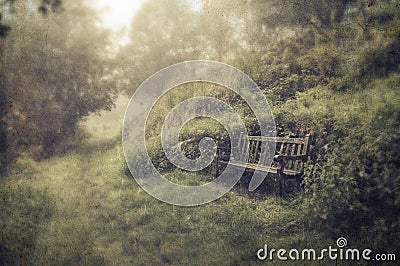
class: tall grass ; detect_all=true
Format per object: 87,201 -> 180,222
0,94 -> 330,265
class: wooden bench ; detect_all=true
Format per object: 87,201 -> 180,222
215,133 -> 311,196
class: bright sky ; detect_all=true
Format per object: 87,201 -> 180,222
92,0 -> 202,30
93,0 -> 146,30
91,0 -> 202,47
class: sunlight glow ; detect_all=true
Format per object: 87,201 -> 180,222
91,0 -> 202,47
93,0 -> 146,30
90,0 -> 148,47
93,0 -> 203,31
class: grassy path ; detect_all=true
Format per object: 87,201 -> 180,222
1,96 -> 324,265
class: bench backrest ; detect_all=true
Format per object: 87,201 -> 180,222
235,134 -> 310,173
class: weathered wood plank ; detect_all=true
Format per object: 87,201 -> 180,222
247,136 -> 307,145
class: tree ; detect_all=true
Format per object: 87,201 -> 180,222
117,0 -> 204,95
0,0 -> 117,170
0,0 -> 62,38
198,0 -> 240,60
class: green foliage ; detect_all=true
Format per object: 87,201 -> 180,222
275,75 -> 400,248
262,0 -> 351,31
1,0 -> 399,262
228,0 -> 400,248
0,110 -> 317,265
234,39 -> 342,103
0,1 -> 117,169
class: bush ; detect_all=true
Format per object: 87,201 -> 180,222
0,1 -> 117,171
275,74 -> 400,248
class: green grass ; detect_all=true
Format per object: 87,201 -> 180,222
0,95 -> 330,265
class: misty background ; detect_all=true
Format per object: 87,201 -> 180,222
0,0 -> 399,264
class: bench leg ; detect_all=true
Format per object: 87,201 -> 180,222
274,176 -> 285,197
215,148 -> 221,178
275,176 -> 283,197
276,160 -> 284,197
214,159 -> 219,178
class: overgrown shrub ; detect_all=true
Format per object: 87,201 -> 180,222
275,74 -> 400,248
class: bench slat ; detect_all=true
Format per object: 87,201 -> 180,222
247,136 -> 307,145
294,143 -> 302,171
219,160 -> 303,176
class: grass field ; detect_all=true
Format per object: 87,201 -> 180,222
0,96 -> 330,265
